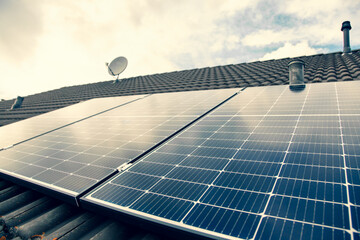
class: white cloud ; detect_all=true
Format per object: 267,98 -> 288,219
0,0 -> 358,100
0,0 -> 44,62
259,41 -> 326,60
0,0 -> 259,99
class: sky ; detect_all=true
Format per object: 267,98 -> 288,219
0,0 -> 359,100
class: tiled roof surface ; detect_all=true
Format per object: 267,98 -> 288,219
1,50 -> 359,127
0,49 -> 359,240
0,179 -> 165,240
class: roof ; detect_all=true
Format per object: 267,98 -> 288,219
0,49 -> 359,240
1,50 -> 359,127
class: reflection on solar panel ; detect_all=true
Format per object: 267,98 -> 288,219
83,81 -> 360,240
0,89 -> 239,202
0,95 -> 144,149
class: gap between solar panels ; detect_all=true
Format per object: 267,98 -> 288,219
80,82 -> 360,240
76,88 -> 244,205
0,88 -> 242,206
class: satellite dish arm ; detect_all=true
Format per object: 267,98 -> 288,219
107,65 -> 115,76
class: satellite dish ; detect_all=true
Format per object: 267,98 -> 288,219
106,56 -> 128,83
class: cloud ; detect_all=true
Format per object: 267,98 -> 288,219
241,0 -> 360,49
0,0 -> 358,100
0,0 -> 260,99
0,0 -> 44,62
259,41 -> 326,60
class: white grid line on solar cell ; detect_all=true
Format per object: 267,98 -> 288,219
251,83 -> 310,239
254,215 -> 351,240
0,95 -> 145,149
83,82 -> 359,240
336,83 -> 357,236
0,88 -> 240,196
84,85 -> 286,239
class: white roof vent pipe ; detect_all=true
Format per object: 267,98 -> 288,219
288,60 -> 305,91
341,21 -> 352,54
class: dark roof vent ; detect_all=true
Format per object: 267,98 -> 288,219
288,60 -> 305,90
11,96 -> 24,110
341,21 -> 352,54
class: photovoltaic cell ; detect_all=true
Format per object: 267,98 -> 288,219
0,95 -> 144,149
83,81 -> 360,239
0,88 -> 239,200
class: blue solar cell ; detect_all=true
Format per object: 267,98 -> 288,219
111,172 -> 160,190
130,193 -> 194,221
177,130 -> 214,138
345,155 -> 360,169
201,139 -> 243,148
285,152 -> 344,167
74,165 -> 114,180
55,175 -> 97,193
166,167 -> 219,184
254,126 -> 294,134
233,149 -> 285,163
248,133 -> 292,142
200,186 -> 268,213
15,165 -> 46,178
91,184 -> 144,206
52,161 -> 85,173
347,169 -> 360,185
156,144 -> 197,155
351,206 -> 360,231
273,178 -> 347,203
225,160 -> 281,176
242,140 -> 289,151
33,157 -> 62,168
255,217 -> 351,240
33,170 -> 68,184
292,134 -> 342,144
183,204 -> 261,239
143,152 -> 187,165
344,144 -> 360,155
150,179 -> 207,201
167,137 -> 206,146
211,132 -> 250,140
343,135 -> 360,145
129,162 -> 173,176
295,127 -> 340,135
17,154 -> 41,164
266,196 -> 350,229
191,146 -> 237,158
289,142 -> 342,155
179,155 -> 229,170
349,185 -> 360,205
280,164 -> 345,183
214,172 -> 276,192
355,232 -> 360,240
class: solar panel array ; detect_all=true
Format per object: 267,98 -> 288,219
0,89 -> 239,200
0,95 -> 144,149
83,81 -> 360,240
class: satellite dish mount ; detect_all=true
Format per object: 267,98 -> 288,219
106,56 -> 128,83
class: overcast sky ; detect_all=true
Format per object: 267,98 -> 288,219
0,0 -> 359,100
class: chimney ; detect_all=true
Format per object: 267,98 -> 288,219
11,96 -> 24,110
341,21 -> 352,54
288,60 -> 305,90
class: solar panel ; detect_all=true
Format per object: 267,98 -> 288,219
82,81 -> 360,240
0,95 -> 144,149
0,88 -> 239,204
